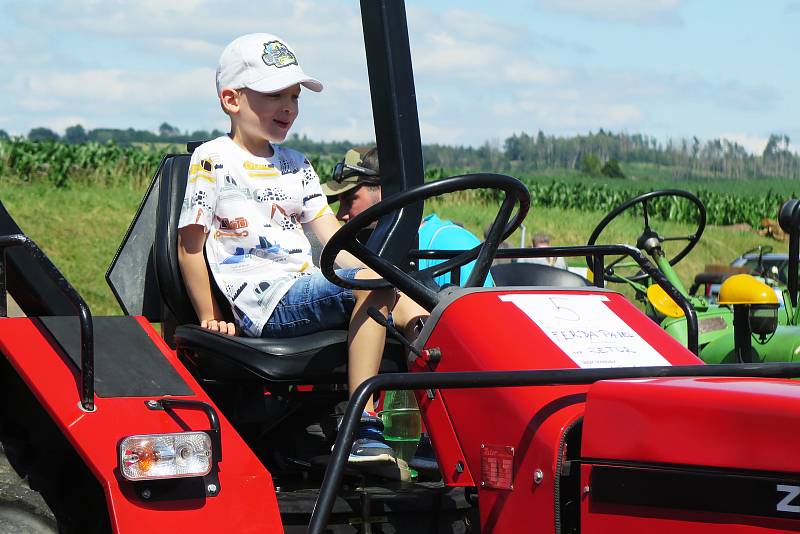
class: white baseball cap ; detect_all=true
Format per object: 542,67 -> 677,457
215,33 -> 323,95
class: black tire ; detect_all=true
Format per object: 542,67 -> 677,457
0,447 -> 57,534
0,356 -> 111,534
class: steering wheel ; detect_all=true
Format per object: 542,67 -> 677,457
320,173 -> 530,312
586,189 -> 706,283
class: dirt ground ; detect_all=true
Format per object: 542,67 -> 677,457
5,297 -> 23,318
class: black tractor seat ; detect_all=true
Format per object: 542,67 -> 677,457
153,152 -> 404,386
174,325 -> 404,384
490,261 -> 590,287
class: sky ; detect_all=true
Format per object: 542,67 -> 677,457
1,0 -> 798,154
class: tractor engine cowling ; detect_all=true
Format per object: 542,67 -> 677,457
581,376 -> 800,532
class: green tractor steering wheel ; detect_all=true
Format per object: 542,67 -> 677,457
586,189 -> 707,284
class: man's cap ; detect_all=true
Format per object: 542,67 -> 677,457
321,147 -> 380,198
216,33 -> 323,96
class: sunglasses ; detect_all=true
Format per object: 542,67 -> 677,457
331,160 -> 380,184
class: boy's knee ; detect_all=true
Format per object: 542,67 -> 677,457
353,269 -> 395,305
354,268 -> 381,281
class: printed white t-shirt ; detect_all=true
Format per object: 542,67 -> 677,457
177,135 -> 333,337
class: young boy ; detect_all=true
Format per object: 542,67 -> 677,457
177,33 -> 426,465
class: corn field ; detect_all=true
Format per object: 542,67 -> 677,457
523,181 -> 786,227
0,139 -> 790,227
427,172 -> 789,227
0,139 -> 165,188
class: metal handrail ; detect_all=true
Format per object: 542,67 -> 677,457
410,244 -> 699,355
308,362 -> 800,534
0,234 -> 94,411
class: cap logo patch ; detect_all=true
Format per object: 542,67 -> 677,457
262,41 -> 297,68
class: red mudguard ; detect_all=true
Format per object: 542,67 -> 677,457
0,316 -> 283,533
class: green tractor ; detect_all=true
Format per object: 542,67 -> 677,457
586,189 -> 800,364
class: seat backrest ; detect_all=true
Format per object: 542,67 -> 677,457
152,154 -> 203,325
490,262 -> 590,287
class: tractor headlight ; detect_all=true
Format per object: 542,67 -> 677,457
120,432 -> 212,481
719,274 -> 780,343
749,304 -> 779,340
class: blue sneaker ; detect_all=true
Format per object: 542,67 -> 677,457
347,412 -> 397,464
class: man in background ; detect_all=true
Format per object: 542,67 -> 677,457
517,232 -> 567,269
322,146 -> 492,287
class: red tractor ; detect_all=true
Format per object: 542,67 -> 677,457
2,2 -> 800,533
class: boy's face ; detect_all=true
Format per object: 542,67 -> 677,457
231,84 -> 301,144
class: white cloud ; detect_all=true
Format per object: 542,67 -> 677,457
536,0 -> 683,25
419,121 -> 467,146
534,67 -> 780,116
408,5 -> 570,92
503,62 -> 571,85
326,78 -> 370,92
0,0 -> 792,147
512,98 -> 645,130
717,81 -> 780,112
12,68 -> 214,107
153,38 -> 220,58
310,117 -> 370,144
413,31 -> 497,73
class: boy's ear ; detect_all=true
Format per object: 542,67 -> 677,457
219,88 -> 240,115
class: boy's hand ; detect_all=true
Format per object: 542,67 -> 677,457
201,319 -> 237,336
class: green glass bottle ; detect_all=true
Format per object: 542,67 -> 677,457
380,389 -> 421,466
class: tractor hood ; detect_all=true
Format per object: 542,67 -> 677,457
415,288 -> 703,372
582,376 -> 800,474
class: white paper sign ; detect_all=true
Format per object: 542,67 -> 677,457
499,294 -> 671,368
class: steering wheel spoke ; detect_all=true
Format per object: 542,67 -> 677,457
661,234 -> 697,243
606,256 -> 637,271
416,244 -> 482,280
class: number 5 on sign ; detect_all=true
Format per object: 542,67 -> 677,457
548,297 -> 580,321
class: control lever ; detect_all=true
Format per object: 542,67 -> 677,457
367,307 -> 442,371
367,307 -> 421,357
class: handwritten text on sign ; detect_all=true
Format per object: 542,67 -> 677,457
499,294 -> 670,368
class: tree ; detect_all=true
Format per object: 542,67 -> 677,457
158,122 -> 180,138
581,153 -> 601,176
64,124 -> 88,144
763,134 -> 782,159
601,158 -> 625,179
0,129 -> 9,141
27,127 -> 59,142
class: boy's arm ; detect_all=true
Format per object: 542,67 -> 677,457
305,213 -> 363,269
178,224 -> 236,336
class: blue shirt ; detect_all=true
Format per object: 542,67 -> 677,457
417,214 -> 494,287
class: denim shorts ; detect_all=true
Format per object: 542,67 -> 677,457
261,268 -> 362,338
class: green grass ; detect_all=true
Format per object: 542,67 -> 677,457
427,196 -> 786,276
0,183 -> 145,315
0,182 -> 789,316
